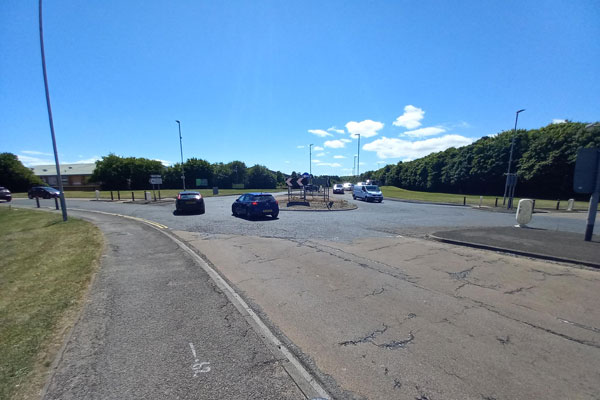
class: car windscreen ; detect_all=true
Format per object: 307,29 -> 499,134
251,195 -> 274,202
179,193 -> 200,199
45,187 -> 60,192
365,185 -> 379,191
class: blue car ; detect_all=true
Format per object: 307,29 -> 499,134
232,193 -> 279,219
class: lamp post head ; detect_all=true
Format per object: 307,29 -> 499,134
175,120 -> 180,124
516,109 -> 525,114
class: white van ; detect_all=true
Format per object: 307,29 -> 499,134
353,184 -> 383,203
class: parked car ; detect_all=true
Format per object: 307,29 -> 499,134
333,184 -> 344,194
232,193 -> 279,219
353,184 -> 383,202
28,186 -> 60,199
175,191 -> 205,214
342,182 -> 354,191
0,186 -> 11,202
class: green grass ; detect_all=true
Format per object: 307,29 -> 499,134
0,208 -> 103,400
11,188 -> 282,200
380,186 -> 597,211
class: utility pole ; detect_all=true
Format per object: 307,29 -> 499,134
175,120 -> 186,190
39,0 -> 67,221
503,109 -> 525,208
353,155 -> 357,177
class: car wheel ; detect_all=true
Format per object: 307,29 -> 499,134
199,206 -> 205,215
44,193 -> 50,199
352,195 -> 356,200
271,212 -> 279,219
28,194 -> 33,199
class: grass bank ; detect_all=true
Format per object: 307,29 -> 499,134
0,208 -> 103,400
11,188 -> 282,200
380,186 -> 597,211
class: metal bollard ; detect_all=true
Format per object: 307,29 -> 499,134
532,199 -> 536,212
556,200 -> 560,210
463,196 -> 466,206
36,197 -> 40,208
132,192 -> 135,201
110,191 -> 114,201
158,190 -> 161,200
54,197 -> 59,210
495,197 -> 498,207
117,190 -> 121,200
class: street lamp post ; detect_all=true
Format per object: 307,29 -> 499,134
353,155 -> 357,177
309,144 -> 313,176
356,134 -> 361,179
175,120 -> 186,190
584,123 -> 600,242
39,0 -> 67,221
503,109 -> 525,208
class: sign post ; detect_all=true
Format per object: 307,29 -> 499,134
573,148 -> 600,241
149,174 -> 163,202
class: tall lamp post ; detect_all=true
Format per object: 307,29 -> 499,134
175,120 -> 186,190
353,155 -> 357,177
584,123 -> 600,242
503,109 -> 525,208
309,144 -> 313,176
356,134 -> 361,178
39,0 -> 67,221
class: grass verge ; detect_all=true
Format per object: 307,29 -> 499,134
0,208 -> 103,400
380,186 -> 597,211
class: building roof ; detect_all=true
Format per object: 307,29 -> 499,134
30,163 -> 96,176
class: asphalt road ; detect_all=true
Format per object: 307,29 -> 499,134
10,192 -> 590,241
8,195 -> 598,399
41,211 -> 305,400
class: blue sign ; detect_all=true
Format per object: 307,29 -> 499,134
302,172 -> 310,178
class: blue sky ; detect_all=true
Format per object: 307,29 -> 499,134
1,1 -> 599,176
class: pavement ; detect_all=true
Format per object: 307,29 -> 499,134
41,210 -> 325,400
431,226 -> 600,268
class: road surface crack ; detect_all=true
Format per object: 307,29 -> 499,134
504,286 -> 534,295
364,287 -> 385,297
339,324 -> 388,346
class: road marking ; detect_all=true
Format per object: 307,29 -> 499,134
189,342 -> 211,377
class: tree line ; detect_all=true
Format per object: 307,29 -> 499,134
360,121 -> 599,199
89,154 -> 286,190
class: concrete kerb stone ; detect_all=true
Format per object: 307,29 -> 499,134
428,233 -> 600,269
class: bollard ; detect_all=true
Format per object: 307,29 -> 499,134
567,198 -> 575,211
158,190 -> 161,200
532,199 -> 536,212
117,190 -> 121,200
153,191 -> 157,202
132,191 -> 135,201
95,189 -> 100,201
463,196 -> 466,206
556,200 -> 560,210
479,196 -> 483,208
54,197 -> 59,210
110,191 -> 114,201
495,197 -> 498,207
35,197 -> 40,208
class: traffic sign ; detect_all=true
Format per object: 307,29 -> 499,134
574,148 -> 599,194
149,177 -> 163,185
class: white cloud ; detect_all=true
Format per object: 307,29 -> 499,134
285,161 -> 291,164
340,138 -> 352,143
153,159 -> 172,166
363,135 -> 473,160
313,146 -> 324,151
17,154 -> 55,166
402,126 -> 446,138
311,159 -> 321,163
316,152 -> 326,157
327,127 -> 345,134
552,119 -> 566,124
333,155 -> 346,159
21,150 -> 52,156
393,105 -> 424,129
345,120 -> 384,138
316,162 -> 342,167
297,145 -> 305,149
308,129 -> 332,137
324,140 -> 347,149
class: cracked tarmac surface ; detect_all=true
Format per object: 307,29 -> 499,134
177,231 -> 600,400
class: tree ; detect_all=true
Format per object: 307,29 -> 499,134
247,165 -> 277,189
0,153 -> 44,191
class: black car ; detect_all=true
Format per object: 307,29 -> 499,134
175,191 -> 205,214
232,193 -> 279,219
28,186 -> 60,199
0,186 -> 11,202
